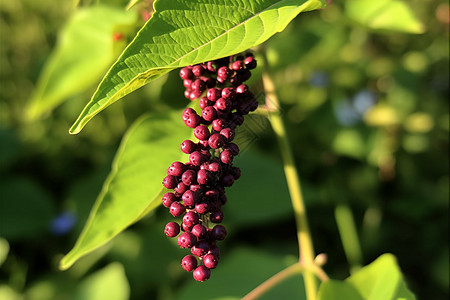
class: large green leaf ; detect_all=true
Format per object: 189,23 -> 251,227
74,263 -> 129,300
60,109 -> 191,270
69,0 -> 326,134
346,254 -> 416,300
26,5 -> 136,120
318,280 -> 363,300
345,0 -> 424,34
318,254 -> 416,300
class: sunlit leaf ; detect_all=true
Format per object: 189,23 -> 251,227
346,254 -> 416,300
345,0 -> 424,34
27,5 -> 136,120
74,263 -> 129,300
318,254 -> 416,300
318,280 -> 363,300
60,109 -> 191,270
69,0 -> 326,134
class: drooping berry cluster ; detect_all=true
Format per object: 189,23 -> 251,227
162,53 -> 257,282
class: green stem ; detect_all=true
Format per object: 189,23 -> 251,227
262,69 -> 317,299
335,204 -> 363,273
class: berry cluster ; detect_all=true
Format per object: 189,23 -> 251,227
162,53 -> 258,282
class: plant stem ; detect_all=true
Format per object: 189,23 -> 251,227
262,67 -> 317,299
242,263 -> 303,300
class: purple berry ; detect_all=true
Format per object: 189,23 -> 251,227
208,162 -> 221,173
202,106 -> 217,122
197,169 -> 213,185
221,87 -> 236,100
191,224 -> 208,239
180,67 -> 194,80
174,182 -> 189,196
177,232 -> 197,248
211,225 -> 227,240
162,192 -> 177,208
182,190 -> 198,207
181,140 -> 197,154
181,255 -> 198,272
193,265 -> 211,282
244,56 -> 257,69
192,65 -> 205,77
194,125 -> 210,141
182,169 -> 197,185
189,151 -> 206,167
231,60 -> 243,71
220,127 -> 235,141
215,98 -> 231,111
208,133 -> 224,149
210,211 -> 224,223
220,150 -> 233,165
231,167 -> 241,180
191,240 -> 210,257
183,211 -> 200,228
163,175 -> 178,189
207,88 -> 222,101
164,222 -> 180,237
203,254 -> 219,269
236,84 -> 249,95
199,97 -> 212,110
212,119 -> 226,132
195,202 -> 209,214
170,201 -> 185,217
167,161 -> 186,177
221,173 -> 234,187
184,113 -> 201,128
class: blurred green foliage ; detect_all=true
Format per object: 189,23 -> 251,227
0,0 -> 448,299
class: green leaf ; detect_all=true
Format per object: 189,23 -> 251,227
318,254 -> 416,300
74,263 -> 129,300
60,109 -> 191,270
318,280 -> 363,300
69,0 -> 326,134
26,5 -> 136,120
347,254 -> 416,300
345,0 -> 424,34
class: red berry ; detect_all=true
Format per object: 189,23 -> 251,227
177,232 -> 197,248
193,265 -> 211,281
203,254 -> 219,269
181,255 -> 198,272
164,222 -> 180,237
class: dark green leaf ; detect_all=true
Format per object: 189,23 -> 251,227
60,109 -> 191,270
69,0 -> 326,133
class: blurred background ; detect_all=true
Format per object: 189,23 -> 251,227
0,0 -> 448,299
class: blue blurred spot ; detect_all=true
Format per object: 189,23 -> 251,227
353,89 -> 376,115
309,71 -> 329,87
334,99 -> 360,126
50,212 -> 76,236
